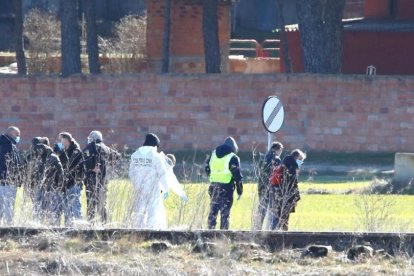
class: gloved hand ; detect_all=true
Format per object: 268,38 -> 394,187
163,192 -> 169,200
180,194 -> 188,203
237,194 -> 242,201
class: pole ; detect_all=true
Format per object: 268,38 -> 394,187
267,132 -> 273,151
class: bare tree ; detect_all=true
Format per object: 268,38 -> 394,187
14,0 -> 27,75
24,9 -> 61,74
99,15 -> 146,73
202,0 -> 221,73
84,0 -> 101,74
60,0 -> 82,76
276,0 -> 292,73
296,0 -> 346,73
161,0 -> 171,73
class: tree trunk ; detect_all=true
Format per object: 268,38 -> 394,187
14,0 -> 27,75
324,0 -> 346,73
202,0 -> 221,73
104,0 -> 120,21
60,0 -> 82,76
161,0 -> 171,73
84,0 -> 101,74
296,0 -> 346,73
276,0 -> 292,73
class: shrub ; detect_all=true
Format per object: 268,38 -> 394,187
100,14 -> 146,73
24,9 -> 61,74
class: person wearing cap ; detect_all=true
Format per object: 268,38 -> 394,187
0,126 -> 22,225
128,133 -> 187,229
55,132 -> 84,226
205,136 -> 243,230
83,130 -> 120,224
26,136 -> 52,220
30,143 -> 64,225
31,137 -> 49,148
26,137 -> 50,185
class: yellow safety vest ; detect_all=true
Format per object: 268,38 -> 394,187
209,150 -> 235,184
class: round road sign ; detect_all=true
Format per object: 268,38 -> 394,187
262,96 -> 285,133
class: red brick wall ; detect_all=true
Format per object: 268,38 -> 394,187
284,30 -> 414,75
342,31 -> 414,75
146,0 -> 231,73
396,0 -> 414,20
1,74 -> 414,153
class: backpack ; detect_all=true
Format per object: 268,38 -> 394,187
270,165 -> 284,186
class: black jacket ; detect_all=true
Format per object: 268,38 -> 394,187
29,145 -> 64,192
83,140 -> 120,179
282,155 -> 299,179
258,150 -> 282,192
0,134 -> 21,183
205,144 -> 243,196
56,142 -> 84,190
279,154 -> 301,211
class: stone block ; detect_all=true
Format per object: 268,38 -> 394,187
393,153 -> 414,184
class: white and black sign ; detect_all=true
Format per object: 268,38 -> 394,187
262,96 -> 284,133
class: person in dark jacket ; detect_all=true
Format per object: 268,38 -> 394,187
55,132 -> 84,226
0,126 -> 21,225
25,137 -> 50,209
205,136 -> 243,230
83,130 -> 120,224
274,149 -> 306,231
32,143 -> 64,225
254,141 -> 283,230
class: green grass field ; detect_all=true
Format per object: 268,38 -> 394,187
164,181 -> 414,232
12,179 -> 414,232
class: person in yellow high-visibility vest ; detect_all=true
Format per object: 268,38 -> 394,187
205,136 -> 243,230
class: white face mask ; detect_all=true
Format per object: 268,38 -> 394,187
296,159 -> 304,167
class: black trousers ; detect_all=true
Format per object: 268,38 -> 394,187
207,184 -> 234,230
85,172 -> 108,223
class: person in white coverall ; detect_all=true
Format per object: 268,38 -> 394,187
129,133 -> 188,229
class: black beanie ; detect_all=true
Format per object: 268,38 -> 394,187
31,137 -> 49,148
143,133 -> 160,147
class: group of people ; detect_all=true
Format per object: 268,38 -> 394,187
203,137 -> 306,231
0,126 -> 120,226
0,125 -> 305,231
254,142 -> 306,231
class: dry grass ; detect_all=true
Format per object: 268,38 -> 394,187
0,232 -> 413,275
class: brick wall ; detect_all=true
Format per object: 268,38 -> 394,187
0,74 -> 413,153
146,0 -> 231,73
284,29 -> 414,75
342,31 -> 414,75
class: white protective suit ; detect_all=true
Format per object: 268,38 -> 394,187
129,146 -> 187,229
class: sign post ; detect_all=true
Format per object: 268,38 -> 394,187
262,96 -> 285,151
267,132 -> 273,151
